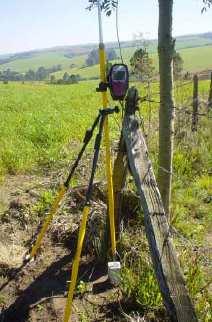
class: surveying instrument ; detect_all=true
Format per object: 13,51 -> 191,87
24,1 -> 129,321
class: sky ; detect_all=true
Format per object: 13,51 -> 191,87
0,0 -> 211,54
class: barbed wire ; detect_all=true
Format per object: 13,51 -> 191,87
140,96 -> 211,118
174,81 -> 193,89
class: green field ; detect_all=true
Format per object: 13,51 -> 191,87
1,33 -> 212,77
52,45 -> 212,80
179,45 -> 212,71
0,81 -> 102,175
0,52 -> 87,73
0,80 -> 210,176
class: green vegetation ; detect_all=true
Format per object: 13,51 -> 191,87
85,48 -> 117,66
52,45 -> 212,80
0,80 -> 210,176
179,45 -> 212,71
0,79 -> 211,320
130,48 -> 155,80
53,64 -> 100,80
0,33 -> 212,81
2,45 -> 211,84
0,81 -> 104,176
0,65 -> 62,82
0,52 -> 74,73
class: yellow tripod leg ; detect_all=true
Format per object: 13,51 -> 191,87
104,115 -> 116,256
30,185 -> 66,259
99,46 -> 116,257
63,206 -> 90,322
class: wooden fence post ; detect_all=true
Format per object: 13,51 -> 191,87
192,74 -> 199,131
122,87 -> 197,322
208,72 -> 212,110
112,134 -> 128,238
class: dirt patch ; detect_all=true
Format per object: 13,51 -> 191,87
0,175 -> 127,322
0,173 -> 58,222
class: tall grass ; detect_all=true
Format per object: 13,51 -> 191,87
0,81 -> 111,176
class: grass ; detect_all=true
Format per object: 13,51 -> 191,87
53,63 -> 100,80
179,45 -> 212,71
0,79 -> 211,320
1,42 -> 212,78
0,79 -> 210,177
52,45 -> 212,80
0,51 -> 87,73
0,81 -> 99,175
0,79 -> 162,177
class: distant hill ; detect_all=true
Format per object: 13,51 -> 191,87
0,32 -> 212,76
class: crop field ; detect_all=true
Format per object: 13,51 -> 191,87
0,80 -> 211,321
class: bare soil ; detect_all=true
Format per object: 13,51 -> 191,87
0,174 -> 126,322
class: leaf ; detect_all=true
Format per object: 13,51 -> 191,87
86,0 -> 118,16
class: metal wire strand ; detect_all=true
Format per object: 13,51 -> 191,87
116,0 -> 124,64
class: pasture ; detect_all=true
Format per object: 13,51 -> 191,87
0,79 -> 211,176
1,44 -> 212,79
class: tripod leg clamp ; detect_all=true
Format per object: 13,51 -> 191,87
100,106 -> 120,116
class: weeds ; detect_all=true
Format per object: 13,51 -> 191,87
119,227 -> 163,318
180,249 -> 212,321
76,281 -> 90,296
31,190 -> 54,217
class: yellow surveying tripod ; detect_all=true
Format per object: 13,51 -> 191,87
63,2 -> 117,321
26,1 -> 126,321
63,106 -> 118,321
29,0 -> 117,262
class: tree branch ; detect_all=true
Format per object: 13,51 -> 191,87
202,0 -> 212,12
87,0 -> 118,16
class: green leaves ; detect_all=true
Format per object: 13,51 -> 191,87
130,48 -> 155,81
202,0 -> 212,13
87,0 -> 118,16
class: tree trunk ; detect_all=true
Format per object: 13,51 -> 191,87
192,74 -> 199,132
208,72 -> 212,110
158,0 -> 175,218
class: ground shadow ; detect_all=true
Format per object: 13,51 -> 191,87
0,253 -> 106,322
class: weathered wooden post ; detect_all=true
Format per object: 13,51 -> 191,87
113,89 -> 140,237
112,135 -> 128,238
208,72 -> 212,110
121,87 -> 197,322
192,74 -> 199,131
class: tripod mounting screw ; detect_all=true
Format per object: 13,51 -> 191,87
96,81 -> 108,92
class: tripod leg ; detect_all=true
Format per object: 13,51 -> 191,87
64,112 -> 101,187
30,185 -> 66,259
63,115 -> 105,322
63,205 -> 90,322
28,113 -> 102,260
104,115 -> 116,257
